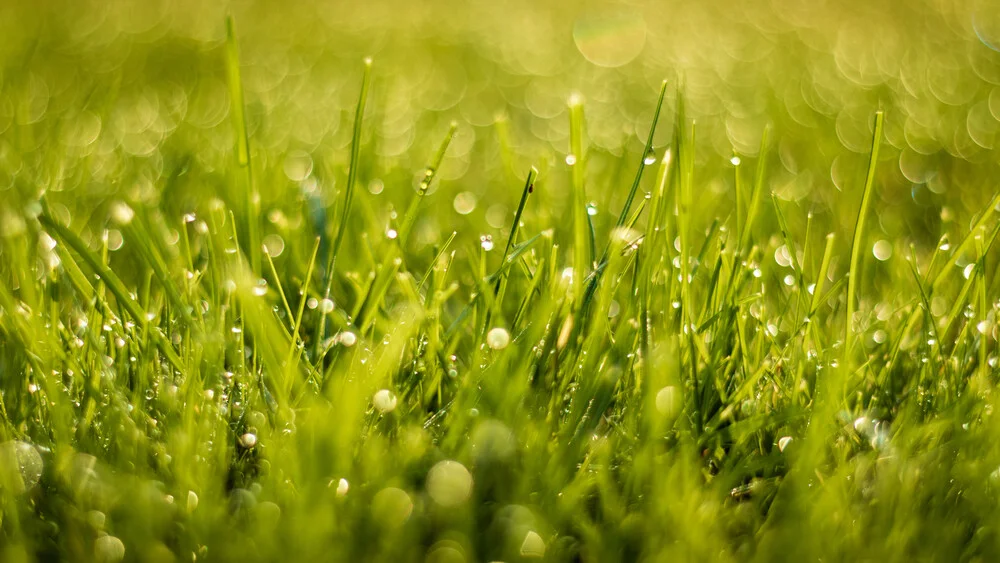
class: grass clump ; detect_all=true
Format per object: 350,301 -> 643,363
2,1 -> 1000,561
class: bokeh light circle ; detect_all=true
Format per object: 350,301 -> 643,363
573,10 -> 646,68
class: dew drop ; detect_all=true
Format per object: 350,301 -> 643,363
774,245 -> 792,268
486,327 -> 511,350
373,389 -> 398,413
338,331 -> 357,347
964,263 -> 976,280
778,436 -> 793,452
872,240 -> 892,261
319,299 -> 335,313
336,478 -> 349,497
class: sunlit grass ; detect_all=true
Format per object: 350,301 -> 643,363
2,1 -> 1000,561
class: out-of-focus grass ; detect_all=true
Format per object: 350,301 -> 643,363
1,0 -> 1000,561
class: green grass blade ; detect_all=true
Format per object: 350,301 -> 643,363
843,110 -> 884,360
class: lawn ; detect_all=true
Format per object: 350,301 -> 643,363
1,0 -> 1000,561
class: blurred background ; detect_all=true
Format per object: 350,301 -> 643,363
1,0 -> 999,256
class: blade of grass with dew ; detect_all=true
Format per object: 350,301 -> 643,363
614,81 -> 667,231
38,211 -> 186,374
577,81 -> 667,328
354,123 -> 456,332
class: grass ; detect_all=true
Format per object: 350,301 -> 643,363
2,1 -> 1000,561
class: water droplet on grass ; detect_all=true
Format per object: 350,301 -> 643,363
964,263 -> 976,279
774,245 -> 792,267
778,436 -> 793,452
486,327 -> 510,350
338,331 -> 357,347
373,389 -> 398,413
872,240 -> 893,261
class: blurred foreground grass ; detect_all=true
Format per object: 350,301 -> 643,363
2,0 -> 1000,561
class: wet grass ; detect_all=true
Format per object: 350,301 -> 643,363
2,3 -> 1000,562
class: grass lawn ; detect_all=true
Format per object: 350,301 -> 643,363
2,0 -> 1000,560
